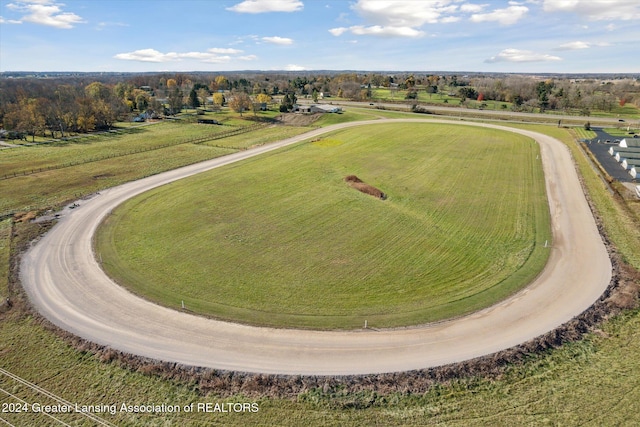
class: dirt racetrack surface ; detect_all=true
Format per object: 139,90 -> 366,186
20,119 -> 612,375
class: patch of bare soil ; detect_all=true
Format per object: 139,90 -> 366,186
277,113 -> 322,126
93,173 -> 115,180
345,175 -> 387,200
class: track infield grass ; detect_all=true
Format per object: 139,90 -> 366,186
96,122 -> 551,329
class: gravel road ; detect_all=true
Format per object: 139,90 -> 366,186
20,119 -> 611,375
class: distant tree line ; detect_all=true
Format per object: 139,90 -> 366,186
1,72 -> 639,139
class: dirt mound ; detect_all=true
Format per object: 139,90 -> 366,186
345,175 -> 387,200
277,113 -> 322,126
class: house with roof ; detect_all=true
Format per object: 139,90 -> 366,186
620,138 -> 640,149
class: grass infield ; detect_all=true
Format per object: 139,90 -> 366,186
96,123 -> 551,329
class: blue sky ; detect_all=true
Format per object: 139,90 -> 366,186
1,0 -> 638,73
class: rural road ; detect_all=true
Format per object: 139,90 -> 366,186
20,119 -> 612,375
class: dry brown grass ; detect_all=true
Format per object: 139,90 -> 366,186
13,211 -> 37,223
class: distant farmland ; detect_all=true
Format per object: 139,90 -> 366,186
96,123 -> 551,329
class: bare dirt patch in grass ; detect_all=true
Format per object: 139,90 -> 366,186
345,175 -> 387,200
278,113 -> 322,126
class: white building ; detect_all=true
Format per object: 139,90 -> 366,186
620,138 -> 640,149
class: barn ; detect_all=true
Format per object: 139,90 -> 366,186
310,104 -> 342,113
621,156 -> 640,170
614,150 -> 640,162
620,138 -> 640,149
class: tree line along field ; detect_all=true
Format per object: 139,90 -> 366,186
95,123 -> 551,329
2,73 -> 639,146
1,114 -> 640,425
370,87 -> 640,119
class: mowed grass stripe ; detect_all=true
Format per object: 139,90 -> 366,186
0,122 -> 233,176
96,123 -> 551,329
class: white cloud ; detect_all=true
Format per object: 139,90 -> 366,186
329,27 -> 348,36
555,40 -> 611,50
556,41 -> 590,50
0,16 -> 23,24
460,3 -> 487,13
284,64 -> 306,71
96,21 -> 129,30
470,5 -> 528,25
331,0 -> 499,38
114,48 -> 247,63
8,0 -> 84,29
238,55 -> 258,61
114,49 -> 169,63
349,25 -> 425,37
351,0 -> 465,26
440,16 -> 461,23
485,48 -> 562,63
542,0 -> 640,20
329,24 -> 425,38
208,47 -> 243,54
262,36 -> 294,45
227,0 -> 303,13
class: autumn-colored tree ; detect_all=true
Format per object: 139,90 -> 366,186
167,87 -> 183,114
255,93 -> 272,104
215,76 -> 229,91
166,79 -> 177,88
198,88 -> 210,108
213,93 -> 225,106
405,74 -> 416,88
84,82 -> 112,100
228,91 -> 252,116
477,93 -> 484,102
21,97 -> 46,141
134,90 -> 150,111
76,98 -> 96,133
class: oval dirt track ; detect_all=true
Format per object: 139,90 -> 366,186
20,119 -> 611,375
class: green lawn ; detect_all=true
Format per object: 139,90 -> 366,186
2,118 -> 640,425
200,125 -> 312,149
96,123 -> 550,329
0,121 -> 236,178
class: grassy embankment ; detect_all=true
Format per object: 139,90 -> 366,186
1,115 -> 639,425
96,122 -> 550,329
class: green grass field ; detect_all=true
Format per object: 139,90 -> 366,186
0,121 -> 248,178
96,123 -> 550,329
2,115 -> 640,425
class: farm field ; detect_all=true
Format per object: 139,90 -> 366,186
95,122 -> 551,329
369,87 -> 640,119
0,119 -> 323,216
1,117 -> 640,425
0,121 -> 251,178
